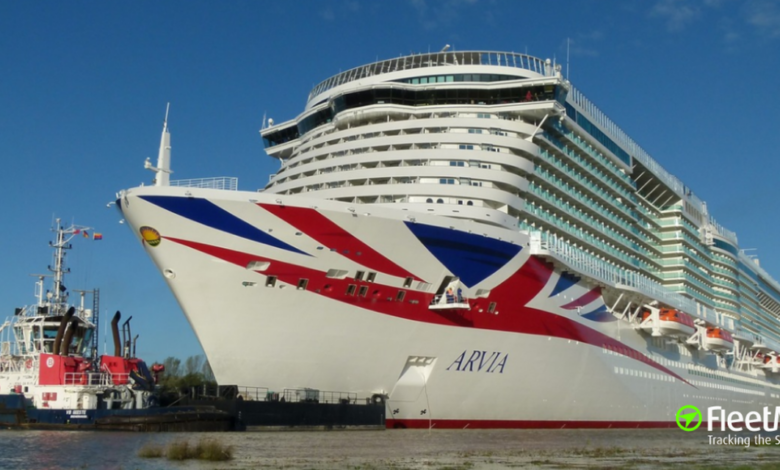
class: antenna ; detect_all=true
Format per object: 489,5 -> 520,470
145,103 -> 173,186
566,38 -> 571,80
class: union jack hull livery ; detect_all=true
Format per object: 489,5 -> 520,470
119,51 -> 780,428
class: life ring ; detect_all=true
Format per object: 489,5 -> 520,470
25,359 -> 33,370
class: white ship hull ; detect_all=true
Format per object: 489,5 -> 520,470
118,186 -> 780,428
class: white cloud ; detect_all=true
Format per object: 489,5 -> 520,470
650,0 -> 701,31
745,0 -> 780,38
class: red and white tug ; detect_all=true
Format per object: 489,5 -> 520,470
0,220 -> 229,430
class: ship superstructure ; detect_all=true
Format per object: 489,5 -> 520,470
118,51 -> 780,428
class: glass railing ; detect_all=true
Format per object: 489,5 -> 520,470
170,177 -> 238,191
528,230 -> 733,329
537,150 -> 637,222
520,210 -> 639,268
548,122 -> 635,187
527,183 -> 648,261
309,51 -> 557,102
532,170 -> 636,236
713,279 -> 739,293
540,134 -> 635,202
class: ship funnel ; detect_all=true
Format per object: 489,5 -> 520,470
122,316 -> 133,359
61,317 -> 79,356
111,311 -> 121,357
52,307 -> 75,355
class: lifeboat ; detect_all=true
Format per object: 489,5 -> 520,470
702,327 -> 734,352
640,308 -> 696,338
761,354 -> 780,373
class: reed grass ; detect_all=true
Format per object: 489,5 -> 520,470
137,443 -> 164,458
138,438 -> 233,461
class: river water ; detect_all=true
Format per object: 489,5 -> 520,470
1,428 -> 778,469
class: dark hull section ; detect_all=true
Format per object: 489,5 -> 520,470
0,395 -> 232,432
183,398 -> 386,430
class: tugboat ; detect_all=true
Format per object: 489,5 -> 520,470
0,220 -> 232,431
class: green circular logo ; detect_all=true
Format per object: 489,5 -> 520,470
676,405 -> 702,432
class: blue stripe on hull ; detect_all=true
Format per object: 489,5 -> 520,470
139,196 -> 308,256
404,222 -> 522,287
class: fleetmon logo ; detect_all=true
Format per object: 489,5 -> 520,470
676,405 -> 702,431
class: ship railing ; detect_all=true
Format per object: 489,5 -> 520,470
281,388 -> 358,405
235,386 -> 271,401
63,371 -> 114,386
308,51 -> 556,103
429,294 -> 469,310
169,177 -> 238,191
528,230 -> 734,328
107,372 -> 130,385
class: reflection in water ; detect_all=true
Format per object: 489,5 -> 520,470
0,429 -> 778,469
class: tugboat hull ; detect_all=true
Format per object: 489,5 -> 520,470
0,395 -> 231,431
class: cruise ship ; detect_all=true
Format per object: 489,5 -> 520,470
118,50 -> 780,428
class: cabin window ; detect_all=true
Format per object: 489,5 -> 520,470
366,272 -> 376,283
266,276 -> 277,287
403,277 -> 413,288
358,286 -> 369,297
396,290 -> 406,301
487,302 -> 497,313
346,284 -> 357,296
355,271 -> 365,281
297,279 -> 309,290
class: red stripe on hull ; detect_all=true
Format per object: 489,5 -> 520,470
165,237 -> 692,386
259,203 -> 422,281
386,419 -> 678,429
561,286 -> 602,310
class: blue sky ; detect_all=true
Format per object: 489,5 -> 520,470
1,0 -> 779,369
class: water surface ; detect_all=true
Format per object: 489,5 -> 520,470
1,428 -> 777,469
